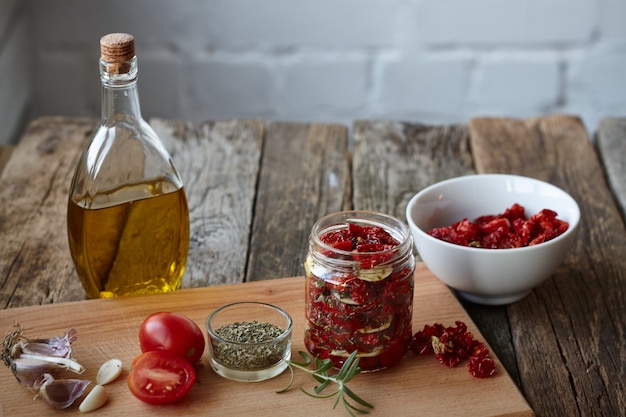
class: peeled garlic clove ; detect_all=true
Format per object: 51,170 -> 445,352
79,384 -> 107,413
96,359 -> 122,385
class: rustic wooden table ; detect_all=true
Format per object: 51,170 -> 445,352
1,115 -> 624,417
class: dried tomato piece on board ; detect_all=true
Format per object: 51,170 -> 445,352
410,320 -> 497,378
468,342 -> 497,378
410,323 -> 445,355
432,322 -> 475,367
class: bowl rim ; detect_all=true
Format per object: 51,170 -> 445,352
205,301 -> 293,345
405,173 -> 581,253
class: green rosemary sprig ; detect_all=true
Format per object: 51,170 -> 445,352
277,351 -> 374,416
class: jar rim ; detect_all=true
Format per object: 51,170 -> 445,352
311,210 -> 412,257
205,301 -> 293,345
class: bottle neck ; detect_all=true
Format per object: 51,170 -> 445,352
99,56 -> 143,121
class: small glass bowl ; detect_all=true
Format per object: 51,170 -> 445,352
206,301 -> 293,382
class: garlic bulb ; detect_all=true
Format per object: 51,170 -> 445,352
2,324 -> 90,409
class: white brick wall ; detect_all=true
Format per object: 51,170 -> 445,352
0,0 -> 32,145
416,0 -> 596,44
13,0 -> 626,141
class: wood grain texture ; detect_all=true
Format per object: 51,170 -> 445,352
469,114 -> 626,417
246,122 -> 350,282
150,119 -> 264,287
352,120 -> 474,220
0,117 -> 96,308
0,145 -> 13,177
0,264 -> 533,417
0,117 -> 266,308
595,117 -> 626,222
2,115 -> 624,417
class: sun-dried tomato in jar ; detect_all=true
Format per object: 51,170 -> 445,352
304,211 -> 415,372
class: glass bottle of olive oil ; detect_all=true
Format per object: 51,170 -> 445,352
67,33 -> 190,298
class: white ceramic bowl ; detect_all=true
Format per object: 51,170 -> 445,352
405,174 -> 580,305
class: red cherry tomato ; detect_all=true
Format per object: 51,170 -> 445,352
139,312 -> 205,364
128,351 -> 196,404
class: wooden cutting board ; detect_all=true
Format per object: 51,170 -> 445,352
0,263 -> 533,417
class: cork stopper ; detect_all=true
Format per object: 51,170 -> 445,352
100,33 -> 135,74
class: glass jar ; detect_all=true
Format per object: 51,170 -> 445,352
304,210 -> 415,372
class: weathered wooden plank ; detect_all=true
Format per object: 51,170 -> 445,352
352,120 -> 522,388
0,117 -> 265,308
352,121 -> 474,219
595,117 -> 626,222
150,118 -> 264,287
0,117 -> 96,308
246,122 -> 350,281
0,145 -> 13,177
469,114 -> 626,417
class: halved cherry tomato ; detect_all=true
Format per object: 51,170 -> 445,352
139,312 -> 205,364
128,351 -> 196,404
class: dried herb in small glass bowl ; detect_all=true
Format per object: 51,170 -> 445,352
206,302 -> 293,382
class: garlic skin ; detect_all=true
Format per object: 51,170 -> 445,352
10,355 -> 66,386
35,373 -> 91,409
19,328 -> 77,358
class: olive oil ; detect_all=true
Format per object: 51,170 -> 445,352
68,183 -> 189,298
67,34 -> 190,298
